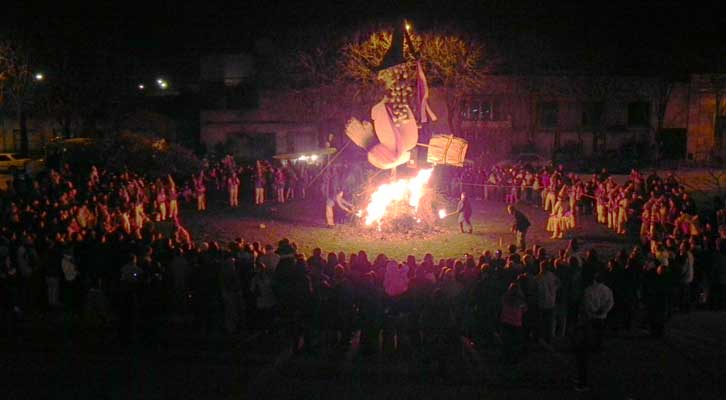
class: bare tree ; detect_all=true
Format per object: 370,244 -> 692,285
0,41 -> 36,155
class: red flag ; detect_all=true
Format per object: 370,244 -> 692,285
416,61 -> 437,123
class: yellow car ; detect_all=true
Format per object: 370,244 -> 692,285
0,152 -> 32,172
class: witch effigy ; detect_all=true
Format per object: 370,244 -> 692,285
345,22 -> 468,170
339,22 -> 469,231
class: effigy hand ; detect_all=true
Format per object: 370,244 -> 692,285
345,101 -> 418,170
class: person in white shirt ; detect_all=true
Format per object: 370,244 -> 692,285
676,242 -> 695,312
573,272 -> 614,392
583,273 -> 614,320
536,262 -> 561,343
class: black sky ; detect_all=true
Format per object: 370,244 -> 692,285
3,0 -> 725,80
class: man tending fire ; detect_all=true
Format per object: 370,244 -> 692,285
456,192 -> 473,234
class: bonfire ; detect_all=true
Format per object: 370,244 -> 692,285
357,168 -> 439,234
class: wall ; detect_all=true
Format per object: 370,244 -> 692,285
686,74 -> 726,160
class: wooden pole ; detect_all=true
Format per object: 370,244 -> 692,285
306,140 -> 351,189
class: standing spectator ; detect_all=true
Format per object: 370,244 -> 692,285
572,271 -> 614,391
227,173 -> 240,208
118,254 -> 143,345
536,261 -> 560,344
254,171 -> 265,205
257,244 -> 280,273
194,173 -> 207,211
168,247 -> 190,314
250,263 -> 276,331
500,282 -> 528,363
553,258 -> 572,337
219,252 -> 242,333
674,241 -> 694,312
46,240 -> 63,308
61,249 -> 81,316
644,262 -> 671,338
274,168 -> 286,203
168,176 -> 179,220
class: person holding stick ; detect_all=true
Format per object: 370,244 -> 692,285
334,188 -> 356,225
507,205 -> 531,251
457,192 -> 473,233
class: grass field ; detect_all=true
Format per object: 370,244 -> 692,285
183,194 -> 630,260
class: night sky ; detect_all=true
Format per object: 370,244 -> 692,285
3,0 -> 725,83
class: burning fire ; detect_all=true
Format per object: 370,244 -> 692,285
361,168 -> 434,228
438,209 -> 448,219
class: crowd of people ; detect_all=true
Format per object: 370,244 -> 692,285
1,157 -> 726,390
450,163 -> 715,243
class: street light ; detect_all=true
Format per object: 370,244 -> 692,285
34,72 -> 44,81
156,78 -> 168,89
138,83 -> 145,90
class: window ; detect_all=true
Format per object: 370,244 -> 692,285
537,101 -> 559,128
627,101 -> 651,127
581,101 -> 604,127
461,98 -> 505,121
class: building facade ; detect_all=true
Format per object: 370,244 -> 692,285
196,71 -> 724,164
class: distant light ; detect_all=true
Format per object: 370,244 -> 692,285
310,154 -> 318,161
405,23 -> 411,31
138,84 -> 145,90
160,81 -> 168,89
156,79 -> 163,84
298,155 -> 308,161
34,73 -> 44,81
156,78 -> 168,89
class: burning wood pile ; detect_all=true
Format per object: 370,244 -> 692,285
355,168 -> 441,235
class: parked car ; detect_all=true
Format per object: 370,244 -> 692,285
0,153 -> 32,172
495,153 -> 550,169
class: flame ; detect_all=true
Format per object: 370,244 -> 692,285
438,209 -> 447,219
362,168 -> 433,228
